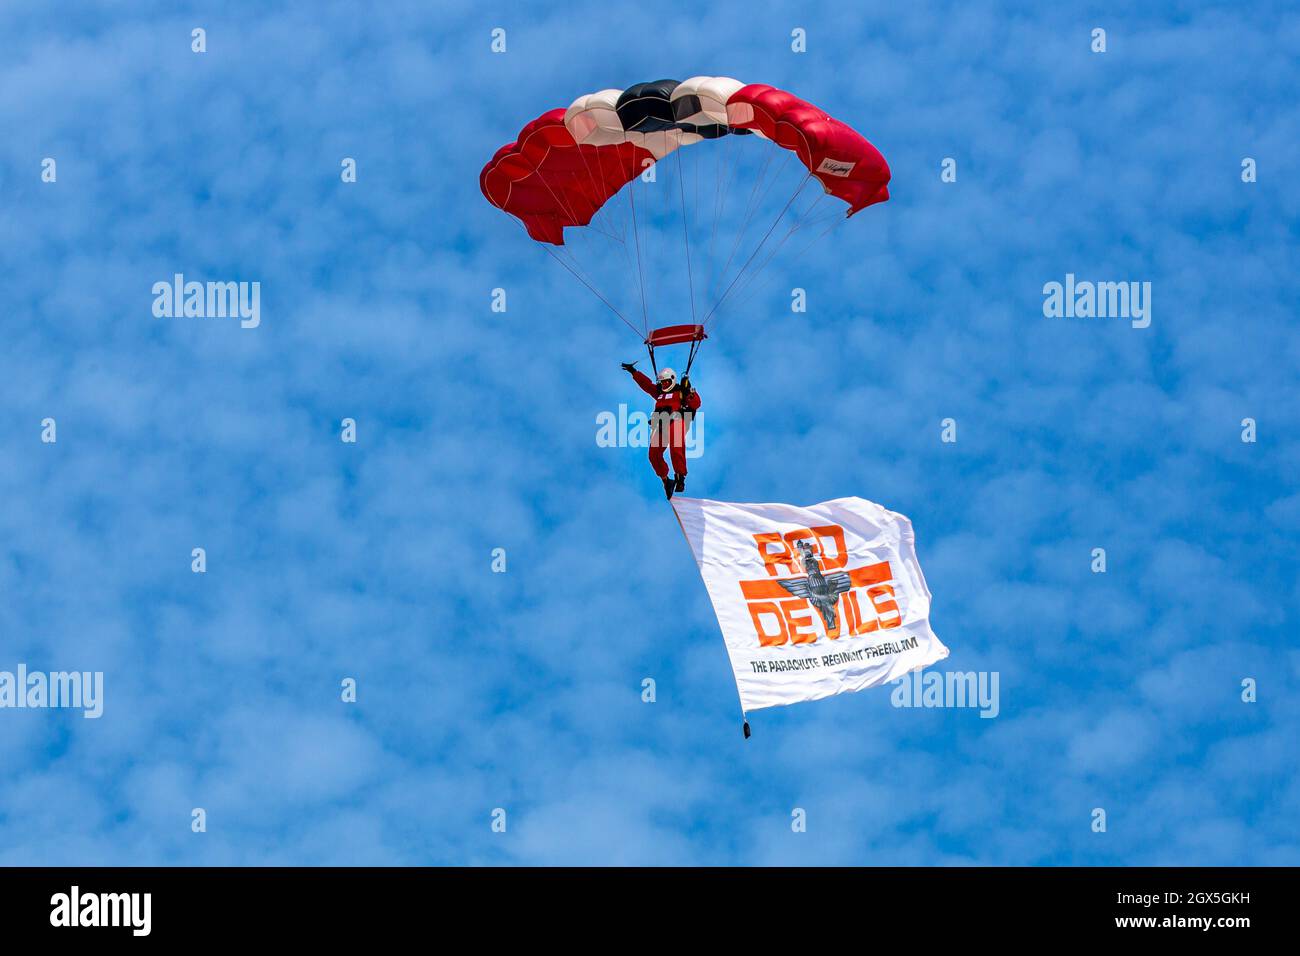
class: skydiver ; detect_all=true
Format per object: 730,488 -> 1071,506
620,361 -> 701,500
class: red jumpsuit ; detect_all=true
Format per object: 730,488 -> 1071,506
632,371 -> 702,478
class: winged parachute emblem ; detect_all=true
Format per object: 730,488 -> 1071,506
776,540 -> 852,632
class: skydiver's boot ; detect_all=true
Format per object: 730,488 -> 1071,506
674,474 -> 685,494
662,476 -> 675,500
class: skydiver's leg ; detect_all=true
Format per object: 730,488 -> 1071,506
668,418 -> 688,493
669,418 -> 688,476
648,421 -> 670,478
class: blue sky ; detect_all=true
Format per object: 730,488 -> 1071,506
1,0 -> 1297,865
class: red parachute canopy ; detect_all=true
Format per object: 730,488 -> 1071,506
480,77 -> 890,245
480,110 -> 651,245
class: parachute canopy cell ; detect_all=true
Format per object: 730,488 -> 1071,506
480,76 -> 890,245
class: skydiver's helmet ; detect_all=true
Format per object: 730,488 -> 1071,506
657,368 -> 676,392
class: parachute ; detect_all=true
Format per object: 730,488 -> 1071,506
480,76 -> 890,375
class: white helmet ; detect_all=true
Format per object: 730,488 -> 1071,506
657,367 -> 676,389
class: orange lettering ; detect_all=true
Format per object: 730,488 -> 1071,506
840,590 -> 861,638
811,525 -> 849,570
780,599 -> 819,644
753,533 -> 796,577
868,584 -> 901,629
748,601 -> 789,647
847,561 -> 892,588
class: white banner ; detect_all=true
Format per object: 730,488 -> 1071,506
671,496 -> 948,712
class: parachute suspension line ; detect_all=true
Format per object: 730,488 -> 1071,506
533,161 -> 622,245
605,149 -> 633,245
619,175 -> 643,326
692,145 -> 708,307
550,241 -> 602,290
627,170 -> 651,336
502,207 -> 639,337
651,156 -> 668,325
594,149 -> 637,307
726,192 -> 831,308
753,203 -> 845,286
582,149 -> 637,312
707,131 -> 736,306
572,145 -> 604,231
726,205 -> 847,320
574,145 -> 626,246
592,144 -> 614,236
540,244 -> 643,339
725,183 -> 850,317
684,333 -> 703,378
657,149 -> 676,319
692,136 -> 702,231
702,172 -> 813,329
712,147 -> 769,297
675,148 -> 698,328
714,145 -> 780,304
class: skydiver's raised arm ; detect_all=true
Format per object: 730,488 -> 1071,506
630,369 -> 659,397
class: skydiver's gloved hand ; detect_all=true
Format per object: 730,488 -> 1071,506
621,361 -> 638,374
681,375 -> 691,393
